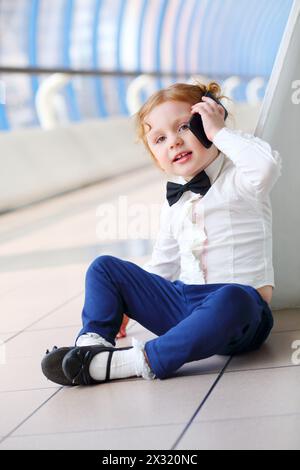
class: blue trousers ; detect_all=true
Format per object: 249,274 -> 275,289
77,255 -> 274,379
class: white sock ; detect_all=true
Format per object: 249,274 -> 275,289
76,332 -> 114,348
89,337 -> 156,381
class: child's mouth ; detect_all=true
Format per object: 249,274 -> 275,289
173,152 -> 192,164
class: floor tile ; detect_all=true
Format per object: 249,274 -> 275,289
194,366 -> 300,422
4,326 -> 79,360
0,266 -> 85,333
27,295 -> 84,331
0,389 -> 58,439
272,309 -> 300,333
12,373 -> 218,436
0,354 -> 60,392
0,423 -> 184,450
177,413 -> 300,450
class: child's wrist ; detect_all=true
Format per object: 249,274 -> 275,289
211,125 -> 226,141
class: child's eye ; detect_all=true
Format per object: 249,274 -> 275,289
179,123 -> 189,131
155,124 -> 188,144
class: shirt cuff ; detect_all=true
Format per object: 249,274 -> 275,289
212,126 -> 253,163
212,126 -> 231,147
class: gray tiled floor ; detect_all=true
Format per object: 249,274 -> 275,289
0,166 -> 299,450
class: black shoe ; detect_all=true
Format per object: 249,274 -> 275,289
41,346 -> 75,386
62,345 -> 133,385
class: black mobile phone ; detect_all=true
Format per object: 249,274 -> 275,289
188,91 -> 228,148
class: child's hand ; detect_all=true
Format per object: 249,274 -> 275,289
116,314 -> 130,338
191,96 -> 226,142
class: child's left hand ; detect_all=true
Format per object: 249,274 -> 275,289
116,314 -> 130,338
191,96 -> 226,142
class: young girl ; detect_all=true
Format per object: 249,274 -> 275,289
42,81 -> 282,386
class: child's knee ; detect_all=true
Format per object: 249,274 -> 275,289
87,255 -> 119,274
217,284 -> 255,306
215,284 -> 259,325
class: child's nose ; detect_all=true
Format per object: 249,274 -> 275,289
170,135 -> 183,148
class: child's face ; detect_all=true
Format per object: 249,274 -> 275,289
145,100 -> 219,181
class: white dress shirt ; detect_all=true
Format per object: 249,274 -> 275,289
142,127 -> 282,289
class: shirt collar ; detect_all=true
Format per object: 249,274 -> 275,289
176,152 -> 225,186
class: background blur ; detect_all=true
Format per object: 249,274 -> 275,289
0,0 -> 293,130
0,0 -> 294,216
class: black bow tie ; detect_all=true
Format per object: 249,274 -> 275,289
166,170 -> 211,206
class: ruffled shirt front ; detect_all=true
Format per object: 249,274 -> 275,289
142,127 -> 282,290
